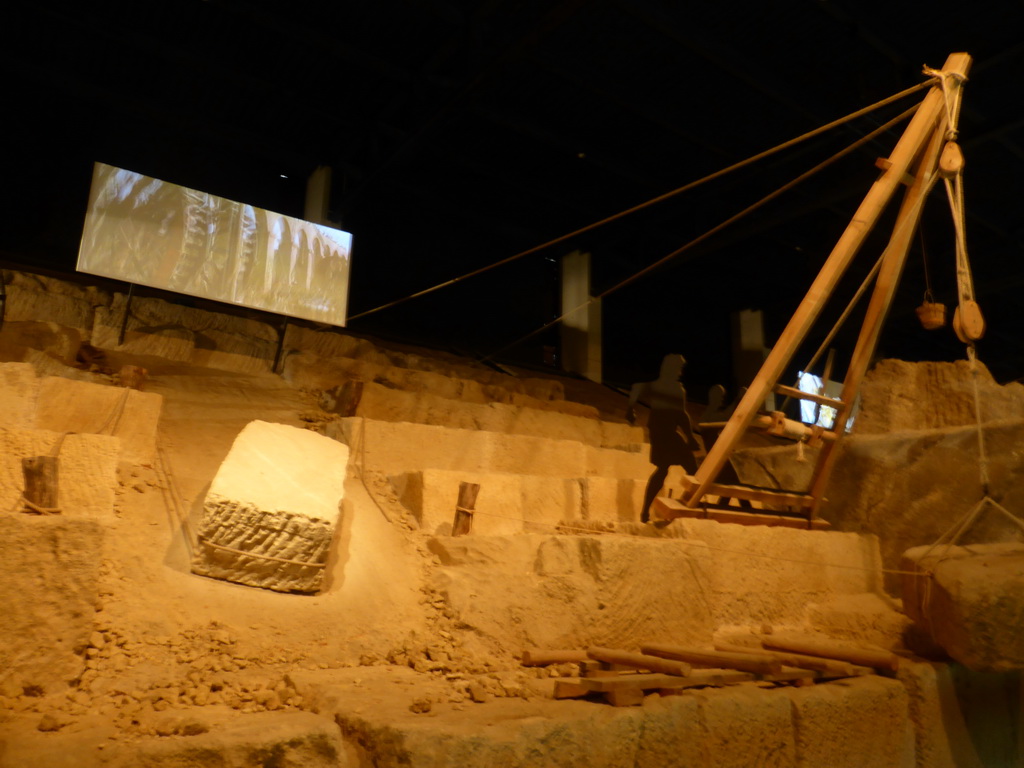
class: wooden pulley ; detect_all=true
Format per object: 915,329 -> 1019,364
915,291 -> 946,330
939,141 -> 965,178
953,300 -> 986,343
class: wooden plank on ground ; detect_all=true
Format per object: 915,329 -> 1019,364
552,680 -> 591,699
762,636 -> 901,673
761,666 -> 819,685
714,642 -> 857,677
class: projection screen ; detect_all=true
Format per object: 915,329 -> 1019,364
77,162 -> 353,326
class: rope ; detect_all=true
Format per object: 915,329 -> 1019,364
96,387 -> 132,436
155,440 -> 198,561
197,535 -> 327,569
19,495 -> 60,515
966,346 -> 991,493
919,229 -> 936,304
484,103 -> 920,361
354,415 -> 394,524
348,80 -> 936,323
944,174 -> 976,305
49,431 -> 73,457
922,65 -> 966,140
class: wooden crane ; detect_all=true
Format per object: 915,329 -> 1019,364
654,52 -> 975,529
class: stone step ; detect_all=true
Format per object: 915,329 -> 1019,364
331,416 -> 648,480
318,377 -> 642,450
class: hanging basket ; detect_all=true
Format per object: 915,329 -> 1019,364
916,292 -> 946,331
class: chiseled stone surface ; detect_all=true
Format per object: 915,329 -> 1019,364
902,543 -> 1024,672
192,420 -> 348,593
855,358 -> 1024,434
429,533 -> 715,656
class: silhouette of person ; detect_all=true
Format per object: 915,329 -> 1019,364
626,354 -> 701,523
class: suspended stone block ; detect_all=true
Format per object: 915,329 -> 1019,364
902,542 -> 1024,672
191,420 -> 348,593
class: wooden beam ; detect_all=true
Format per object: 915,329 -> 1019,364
640,643 -> 782,675
678,476 -> 814,509
586,647 -> 692,677
714,642 -> 858,677
773,384 -> 842,408
808,110 -> 952,520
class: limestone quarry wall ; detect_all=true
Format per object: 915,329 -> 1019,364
424,520 -> 896,663
4,269 -> 1023,767
292,662 -> 1019,768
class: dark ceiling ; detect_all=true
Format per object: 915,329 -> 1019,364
5,0 -> 1024,394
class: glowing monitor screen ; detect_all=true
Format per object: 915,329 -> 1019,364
77,162 -> 353,326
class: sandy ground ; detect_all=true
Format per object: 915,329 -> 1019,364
2,273 -> 1022,766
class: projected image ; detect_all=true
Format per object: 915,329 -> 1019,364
77,163 -> 353,326
797,371 -> 857,432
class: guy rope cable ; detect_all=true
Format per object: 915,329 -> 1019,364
482,102 -> 920,362
348,79 -> 936,323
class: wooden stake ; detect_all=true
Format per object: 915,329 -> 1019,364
22,456 -> 59,514
808,115 -> 950,521
451,482 -> 480,536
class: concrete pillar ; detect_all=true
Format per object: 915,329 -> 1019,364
304,166 -> 332,225
731,308 -> 772,410
560,250 -> 602,383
